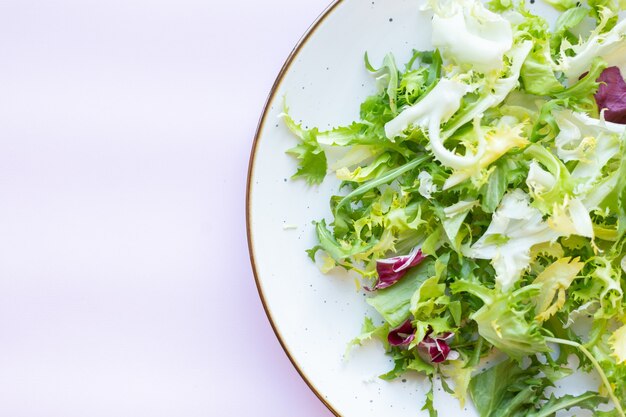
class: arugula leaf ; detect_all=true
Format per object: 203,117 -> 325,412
470,359 -> 605,417
526,392 -> 606,417
335,153 -> 430,212
469,359 -> 540,417
422,378 -> 438,417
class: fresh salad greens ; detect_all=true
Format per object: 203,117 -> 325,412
284,0 -> 626,415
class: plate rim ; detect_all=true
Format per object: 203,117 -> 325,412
246,1 -> 343,416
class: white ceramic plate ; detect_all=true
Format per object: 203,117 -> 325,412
247,1 -> 597,416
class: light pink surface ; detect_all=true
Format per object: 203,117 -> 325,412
0,0 -> 333,416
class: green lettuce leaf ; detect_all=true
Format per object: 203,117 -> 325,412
283,111 -> 328,185
470,358 -> 606,417
367,259 -> 435,327
451,279 -> 548,359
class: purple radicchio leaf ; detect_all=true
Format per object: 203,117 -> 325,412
367,247 -> 426,291
595,66 -> 626,124
418,331 -> 460,363
387,319 -> 415,346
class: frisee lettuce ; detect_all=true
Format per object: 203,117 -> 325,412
283,0 -> 626,415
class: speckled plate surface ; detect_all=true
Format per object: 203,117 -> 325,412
246,1 -> 593,416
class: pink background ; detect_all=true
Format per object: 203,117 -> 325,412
0,0 -> 333,416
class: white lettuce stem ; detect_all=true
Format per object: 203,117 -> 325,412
545,336 -> 625,417
428,110 -> 484,169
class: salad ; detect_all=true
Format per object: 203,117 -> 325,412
283,0 -> 626,415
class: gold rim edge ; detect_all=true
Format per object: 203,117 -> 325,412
245,1 -> 343,416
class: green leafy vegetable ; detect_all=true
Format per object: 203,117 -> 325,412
283,0 -> 626,415
470,359 -> 607,417
283,111 -> 328,185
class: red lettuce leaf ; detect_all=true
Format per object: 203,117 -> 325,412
595,66 -> 626,124
419,331 -> 460,363
387,319 -> 416,346
368,248 -> 426,291
388,321 -> 460,364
